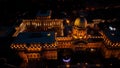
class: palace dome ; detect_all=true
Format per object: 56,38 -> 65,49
74,17 -> 87,28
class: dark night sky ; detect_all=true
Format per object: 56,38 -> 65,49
0,0 -> 119,12
0,0 -> 119,8
0,0 -> 119,14
0,0 -> 120,25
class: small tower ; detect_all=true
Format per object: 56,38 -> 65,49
72,16 -> 87,40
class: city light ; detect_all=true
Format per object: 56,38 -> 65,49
0,0 -> 120,68
47,33 -> 51,36
109,26 -> 116,31
66,19 -> 70,24
62,58 -> 71,63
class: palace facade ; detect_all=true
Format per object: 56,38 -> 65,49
11,10 -> 120,64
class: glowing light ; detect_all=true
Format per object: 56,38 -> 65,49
109,26 -> 116,31
47,33 -> 51,36
73,35 -> 77,39
62,58 -> 71,63
90,48 -> 94,51
111,33 -> 115,36
66,19 -> 70,24
79,36 -> 82,39
66,64 -> 70,68
85,62 -> 88,65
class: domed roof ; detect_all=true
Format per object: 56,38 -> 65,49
74,18 -> 81,27
74,17 -> 87,28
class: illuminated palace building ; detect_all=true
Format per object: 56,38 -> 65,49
11,10 -> 120,67
101,26 -> 120,59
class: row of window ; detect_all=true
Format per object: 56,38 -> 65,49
11,43 -> 56,49
57,42 -> 72,45
89,36 -> 103,39
27,53 -> 40,59
103,34 -> 120,47
24,20 -> 63,26
56,37 -> 72,41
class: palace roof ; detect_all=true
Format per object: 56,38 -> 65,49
13,32 -> 55,44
